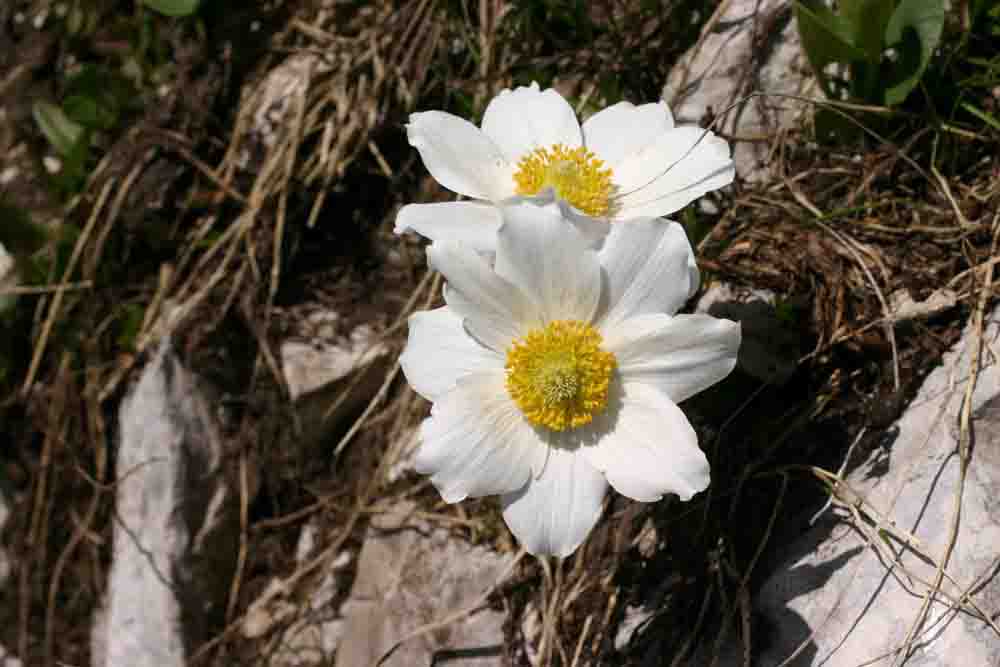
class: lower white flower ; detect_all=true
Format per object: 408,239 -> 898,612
400,202 -> 741,557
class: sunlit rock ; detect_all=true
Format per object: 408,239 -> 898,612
336,504 -> 512,667
663,0 -> 814,181
749,306 -> 1000,666
94,338 -> 236,667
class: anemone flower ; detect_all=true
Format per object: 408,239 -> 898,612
399,201 -> 740,556
395,82 -> 734,253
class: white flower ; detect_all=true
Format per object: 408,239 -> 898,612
395,82 -> 734,252
399,202 -> 740,556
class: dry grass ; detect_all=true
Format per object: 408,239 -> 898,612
1,1 -> 1000,666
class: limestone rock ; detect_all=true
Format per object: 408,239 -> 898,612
94,337 -> 236,667
748,306 -> 1000,666
238,53 -> 333,169
0,646 -> 21,667
251,522 -> 352,667
281,319 -> 387,401
280,317 -> 390,448
0,484 -> 10,590
663,0 -> 815,181
0,242 -> 16,313
336,504 -> 512,667
889,287 -> 959,323
0,486 -> 20,667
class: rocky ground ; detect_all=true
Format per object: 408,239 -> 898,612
1,1 -> 999,666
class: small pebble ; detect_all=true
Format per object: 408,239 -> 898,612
43,156 -> 62,174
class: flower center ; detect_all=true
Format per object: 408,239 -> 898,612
505,320 -> 616,432
512,144 -> 614,217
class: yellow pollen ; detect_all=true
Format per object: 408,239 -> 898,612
505,320 -> 616,432
512,144 -> 614,217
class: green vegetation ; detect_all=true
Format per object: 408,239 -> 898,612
795,0 -> 945,106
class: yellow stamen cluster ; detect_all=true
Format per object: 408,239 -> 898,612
512,144 -> 614,217
505,320 -> 616,432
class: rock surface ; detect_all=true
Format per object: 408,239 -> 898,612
748,306 -> 1000,666
0,485 -> 9,593
93,338 -> 236,667
238,53 -> 333,170
0,242 -> 16,313
663,0 -> 815,180
281,318 -> 387,402
280,315 -> 390,449
335,504 -> 513,667
246,522 -> 351,667
0,486 -> 20,667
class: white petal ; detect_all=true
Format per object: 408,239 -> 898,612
481,83 -> 583,164
494,200 -> 602,323
394,201 -> 502,252
502,191 -> 611,248
416,372 -> 549,502
582,381 -> 708,502
500,446 -> 607,557
582,100 -> 674,168
604,313 -> 740,404
612,126 -> 734,219
595,219 -> 698,327
400,307 -> 504,401
407,111 -> 514,201
428,241 -> 540,351
686,251 -> 701,301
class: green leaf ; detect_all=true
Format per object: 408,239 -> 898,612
63,94 -> 118,130
116,304 -> 146,350
0,201 -> 48,257
794,1 -> 868,98
141,0 -> 201,17
839,0 -> 895,62
0,202 -> 42,315
65,65 -> 134,125
961,102 -> 1000,132
32,101 -> 84,157
795,1 -> 867,64
882,0 -> 946,105
53,129 -> 93,196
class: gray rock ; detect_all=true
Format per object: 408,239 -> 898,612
280,318 -> 390,451
0,242 -> 17,313
238,53 -> 333,171
0,646 -> 22,667
0,485 -> 20,667
0,484 -> 10,589
94,337 -> 236,667
281,320 -> 387,402
245,522 -> 351,667
663,0 -> 815,181
749,306 -> 1000,666
335,504 -> 513,667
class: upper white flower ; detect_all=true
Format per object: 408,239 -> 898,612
399,201 -> 741,557
395,82 -> 735,253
